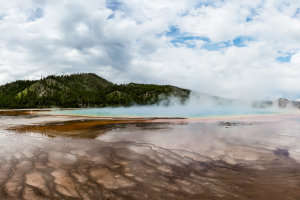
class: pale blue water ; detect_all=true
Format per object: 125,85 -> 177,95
41,106 -> 282,118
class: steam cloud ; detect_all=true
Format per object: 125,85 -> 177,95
45,92 -> 295,118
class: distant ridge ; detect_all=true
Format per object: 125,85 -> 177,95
188,92 -> 300,109
0,73 -> 190,109
252,98 -> 300,109
0,73 -> 299,109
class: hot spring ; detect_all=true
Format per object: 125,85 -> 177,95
40,106 -> 285,118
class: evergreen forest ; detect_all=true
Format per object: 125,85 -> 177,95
0,73 -> 191,109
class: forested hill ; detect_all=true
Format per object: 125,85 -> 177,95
0,73 -> 190,109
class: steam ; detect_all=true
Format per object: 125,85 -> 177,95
44,92 -> 296,118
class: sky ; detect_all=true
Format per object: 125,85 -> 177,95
1,0 -> 300,100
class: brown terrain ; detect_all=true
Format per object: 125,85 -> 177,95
0,110 -> 300,199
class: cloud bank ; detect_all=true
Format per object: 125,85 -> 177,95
1,0 -> 300,100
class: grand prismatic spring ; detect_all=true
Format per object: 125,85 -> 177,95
0,108 -> 300,200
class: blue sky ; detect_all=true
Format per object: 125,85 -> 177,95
1,0 -> 300,100
276,53 -> 293,63
27,8 -> 44,22
164,26 -> 255,50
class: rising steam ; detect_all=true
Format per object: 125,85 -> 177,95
43,92 -> 297,118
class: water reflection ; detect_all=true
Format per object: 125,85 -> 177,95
0,112 -> 300,199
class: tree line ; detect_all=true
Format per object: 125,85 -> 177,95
0,73 -> 190,109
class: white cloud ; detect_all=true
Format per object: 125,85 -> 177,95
1,0 -> 300,100
291,53 -> 300,64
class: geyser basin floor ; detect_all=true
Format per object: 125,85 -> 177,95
1,111 -> 300,199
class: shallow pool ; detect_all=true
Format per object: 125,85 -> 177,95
40,106 -> 285,118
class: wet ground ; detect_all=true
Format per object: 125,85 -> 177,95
0,110 -> 300,199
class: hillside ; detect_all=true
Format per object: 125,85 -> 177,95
0,73 -> 190,109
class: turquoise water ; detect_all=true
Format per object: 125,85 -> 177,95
41,106 -> 283,118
